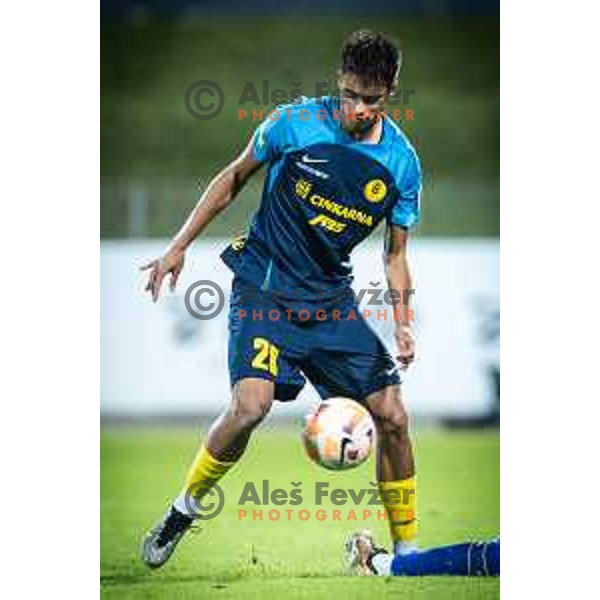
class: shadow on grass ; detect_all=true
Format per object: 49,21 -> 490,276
101,569 -> 352,588
101,572 -> 245,588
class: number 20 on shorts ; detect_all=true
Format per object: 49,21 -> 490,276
251,337 -> 279,376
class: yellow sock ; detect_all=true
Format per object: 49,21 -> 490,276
379,477 -> 417,545
180,445 -> 235,504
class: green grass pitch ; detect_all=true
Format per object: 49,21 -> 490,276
101,425 -> 499,599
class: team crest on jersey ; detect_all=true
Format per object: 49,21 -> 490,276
363,179 -> 387,203
295,179 -> 313,199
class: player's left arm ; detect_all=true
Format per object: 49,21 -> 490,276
384,224 -> 415,369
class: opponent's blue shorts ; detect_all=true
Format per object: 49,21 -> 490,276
227,278 -> 401,401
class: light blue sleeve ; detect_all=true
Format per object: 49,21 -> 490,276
251,113 -> 290,163
389,150 -> 422,229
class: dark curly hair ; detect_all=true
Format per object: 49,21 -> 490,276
340,30 -> 401,90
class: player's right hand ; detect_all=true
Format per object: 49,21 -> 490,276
394,323 -> 416,370
141,247 -> 186,302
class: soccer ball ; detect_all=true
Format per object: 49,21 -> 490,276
302,398 -> 375,470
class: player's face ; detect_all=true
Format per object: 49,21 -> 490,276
337,73 -> 390,136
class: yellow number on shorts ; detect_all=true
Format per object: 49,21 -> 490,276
251,337 -> 279,376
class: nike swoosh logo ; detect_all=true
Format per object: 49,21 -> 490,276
301,154 -> 328,164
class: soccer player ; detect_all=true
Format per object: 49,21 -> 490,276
141,30 -> 421,568
346,530 -> 500,576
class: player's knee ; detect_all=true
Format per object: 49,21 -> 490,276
229,397 -> 271,430
373,406 -> 409,435
367,389 -> 409,434
229,384 -> 273,430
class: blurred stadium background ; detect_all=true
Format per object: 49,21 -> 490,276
101,2 -> 499,598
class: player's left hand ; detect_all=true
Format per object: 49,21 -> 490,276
394,324 -> 415,369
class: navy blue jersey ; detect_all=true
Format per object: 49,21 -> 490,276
221,96 -> 421,302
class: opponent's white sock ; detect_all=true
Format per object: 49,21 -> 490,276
371,552 -> 393,576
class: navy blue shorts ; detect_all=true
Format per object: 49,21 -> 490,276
227,279 -> 401,401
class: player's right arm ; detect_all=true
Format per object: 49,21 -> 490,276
141,139 -> 262,302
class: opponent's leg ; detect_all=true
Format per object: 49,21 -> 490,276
390,539 -> 500,576
141,378 -> 274,568
365,385 -> 417,554
346,530 -> 500,576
